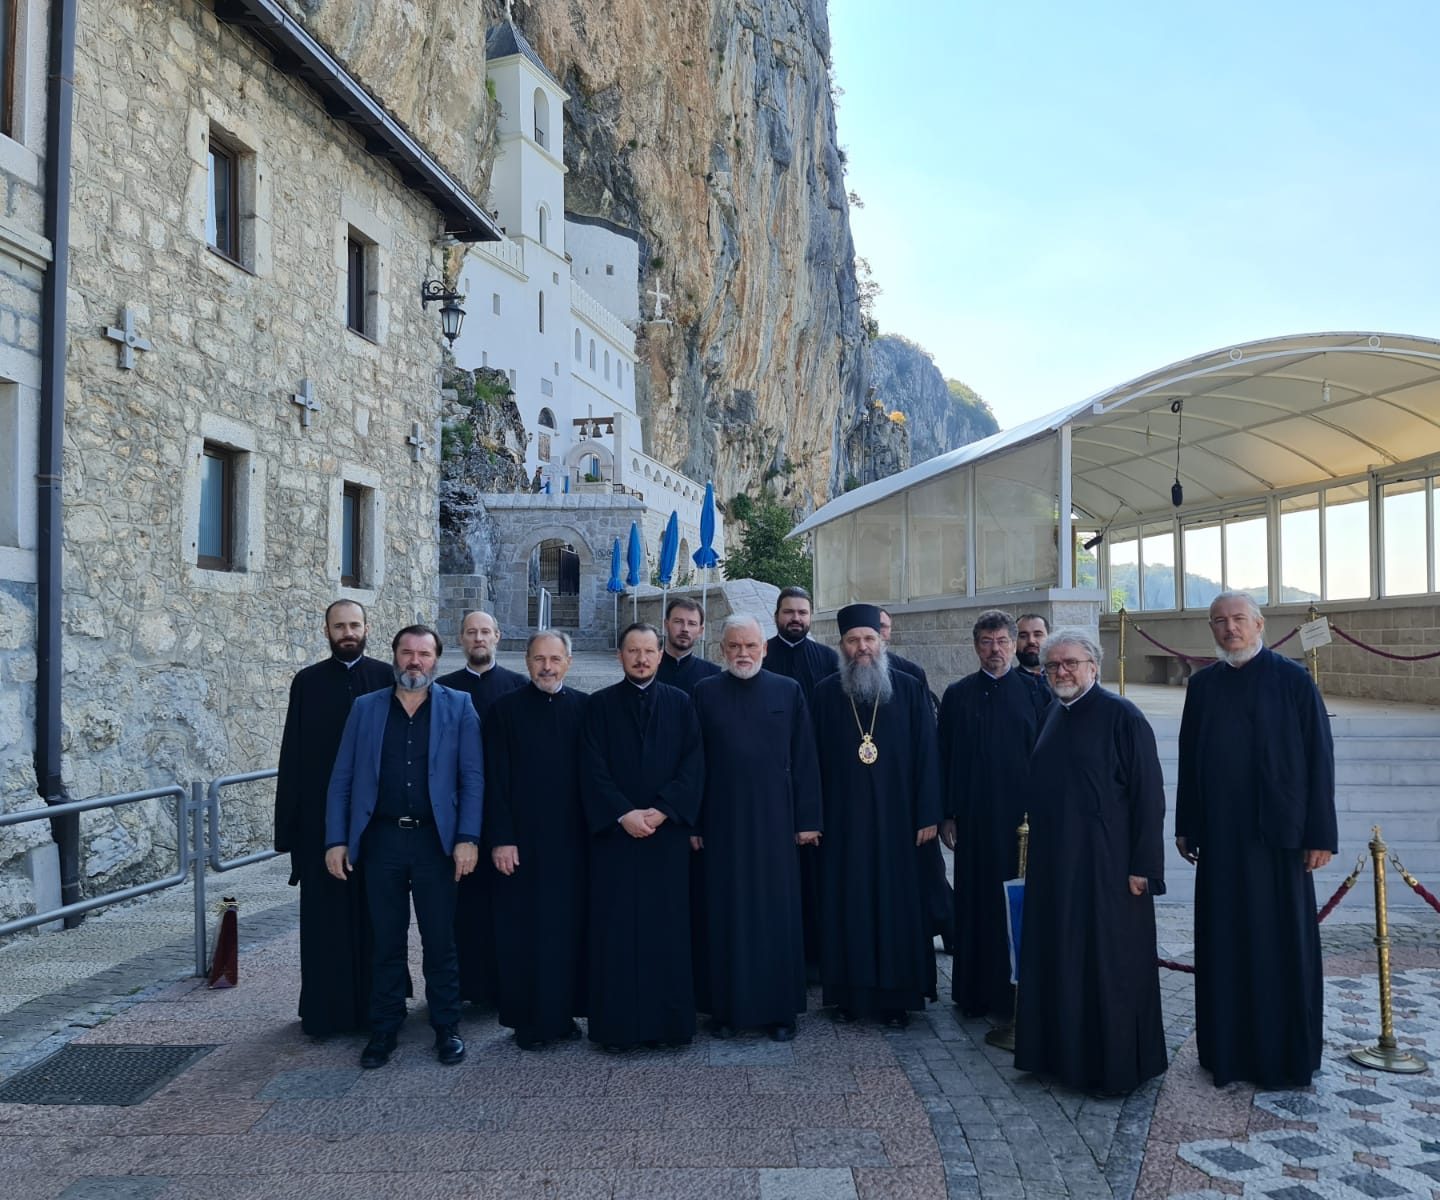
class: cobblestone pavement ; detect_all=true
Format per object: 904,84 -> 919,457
2,841 -> 1439,1197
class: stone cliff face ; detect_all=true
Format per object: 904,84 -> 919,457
869,335 -> 1000,465
511,0 -> 866,509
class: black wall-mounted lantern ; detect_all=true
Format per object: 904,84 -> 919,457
421,279 -> 466,345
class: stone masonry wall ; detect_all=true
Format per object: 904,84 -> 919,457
4,0 -> 459,913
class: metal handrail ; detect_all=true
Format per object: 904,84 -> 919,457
206,770 -> 280,872
0,785 -> 190,937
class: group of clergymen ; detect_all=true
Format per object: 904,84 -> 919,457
274,585 -> 1336,1097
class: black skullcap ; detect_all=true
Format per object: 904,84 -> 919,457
836,603 -> 883,636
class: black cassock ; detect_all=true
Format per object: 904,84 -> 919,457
1014,685 -> 1167,1094
764,634 -> 840,969
1176,648 -> 1337,1088
813,669 -> 941,1015
274,653 -> 392,1036
692,671 -> 821,1028
891,652 -> 952,947
656,651 -> 724,1007
483,683 -> 589,1043
580,679 -> 704,1047
437,663 -> 527,1007
938,668 -> 1050,1017
657,651 -> 723,693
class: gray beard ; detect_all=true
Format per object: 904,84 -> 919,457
394,666 -> 435,692
840,649 -> 893,706
725,660 -> 762,680
1215,640 -> 1263,668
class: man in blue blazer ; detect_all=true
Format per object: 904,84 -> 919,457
325,624 -> 484,1068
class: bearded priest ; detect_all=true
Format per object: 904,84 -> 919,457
810,603 -> 941,1028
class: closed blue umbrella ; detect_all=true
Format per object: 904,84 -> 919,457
657,511 -> 680,585
693,482 -> 720,654
606,536 -> 624,648
626,520 -> 643,622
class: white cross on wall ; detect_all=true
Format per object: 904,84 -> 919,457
102,307 -> 153,370
290,378 -> 321,429
648,281 -> 671,323
408,422 -> 429,462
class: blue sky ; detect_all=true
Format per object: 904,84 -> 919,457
828,1 -> 1440,429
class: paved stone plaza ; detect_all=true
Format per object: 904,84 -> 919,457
1,849 -> 1437,1199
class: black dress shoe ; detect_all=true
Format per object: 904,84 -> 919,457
881,1010 -> 910,1029
563,1021 -> 583,1041
601,1042 -> 631,1054
434,1025 -> 466,1065
514,1030 -> 543,1051
708,1019 -> 736,1039
770,1023 -> 796,1042
360,1032 -> 396,1069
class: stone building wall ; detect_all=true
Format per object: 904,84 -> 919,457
0,0 -> 460,914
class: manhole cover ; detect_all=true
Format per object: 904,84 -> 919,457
0,1044 -> 216,1106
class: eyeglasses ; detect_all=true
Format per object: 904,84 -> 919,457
1043,658 -> 1094,676
976,637 -> 1013,649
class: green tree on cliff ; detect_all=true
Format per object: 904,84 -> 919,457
721,493 -> 813,590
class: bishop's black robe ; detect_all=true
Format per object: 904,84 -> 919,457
764,634 -> 840,969
483,683 -> 589,1043
274,653 -> 392,1036
692,671 -> 821,1028
580,679 -> 704,1048
656,650 -> 723,1004
812,669 -> 941,1016
938,668 -> 1050,1017
1014,684 -> 1168,1094
891,651 -> 952,947
1176,648 -> 1337,1088
437,662 -> 528,1007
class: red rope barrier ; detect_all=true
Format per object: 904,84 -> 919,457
1330,623 -> 1440,662
1316,878 -> 1355,923
1128,623 -> 1301,662
1157,957 -> 1196,974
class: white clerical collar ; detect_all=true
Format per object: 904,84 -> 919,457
335,655 -> 361,669
982,666 -> 1009,681
630,678 -> 655,691
465,663 -> 494,678
1060,680 -> 1097,709
777,634 -> 808,648
666,650 -> 692,664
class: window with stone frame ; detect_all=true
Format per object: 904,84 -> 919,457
197,443 -> 238,571
340,482 -> 367,587
0,0 -> 16,140
207,137 -> 239,261
346,229 -> 377,338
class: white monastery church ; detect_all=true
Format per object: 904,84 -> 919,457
450,18 -> 719,571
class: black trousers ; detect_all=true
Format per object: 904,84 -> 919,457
362,821 -> 460,1034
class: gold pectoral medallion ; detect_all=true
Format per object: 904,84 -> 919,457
850,695 -> 881,767
858,735 -> 878,765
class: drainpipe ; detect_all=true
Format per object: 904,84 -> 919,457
36,0 -> 78,924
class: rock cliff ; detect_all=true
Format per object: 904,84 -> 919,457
868,335 -> 1000,465
511,0 -> 866,509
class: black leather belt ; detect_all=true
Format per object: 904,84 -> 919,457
395,815 -> 432,829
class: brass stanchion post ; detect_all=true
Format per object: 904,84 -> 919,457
1117,608 -> 1127,696
1306,604 -> 1322,692
986,813 -> 1029,1052
1349,824 -> 1427,1073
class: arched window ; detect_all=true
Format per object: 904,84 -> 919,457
574,329 -> 582,359
537,291 -> 545,333
604,350 -> 610,380
533,88 -> 550,149
538,408 -> 556,429
589,340 -> 596,369
537,205 -> 548,246
587,455 -> 601,478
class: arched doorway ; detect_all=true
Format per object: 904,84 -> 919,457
529,537 -> 580,627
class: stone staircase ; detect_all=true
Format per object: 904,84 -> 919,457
1152,711 -> 1440,910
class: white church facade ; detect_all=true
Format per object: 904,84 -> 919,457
450,19 -> 720,574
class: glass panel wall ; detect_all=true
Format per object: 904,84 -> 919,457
1325,482 -> 1370,600
1073,527 -> 1098,589
1107,528 -> 1139,610
1225,514 -> 1269,603
1382,479 -> 1427,597
908,470 -> 968,599
814,519 -> 851,611
851,495 -> 906,604
1140,521 -> 1176,610
1182,522 -> 1221,608
975,439 -> 1057,592
1279,493 -> 1320,603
